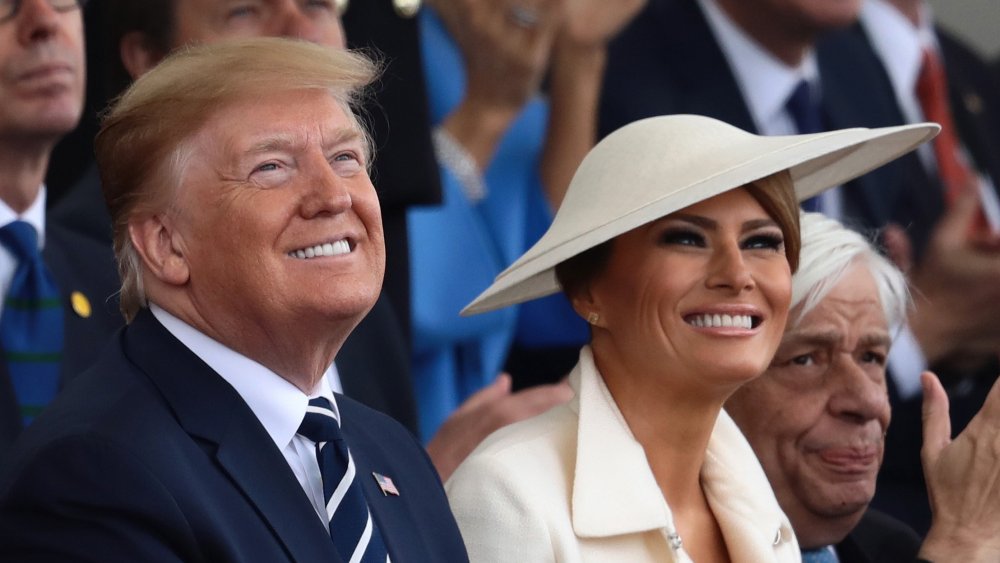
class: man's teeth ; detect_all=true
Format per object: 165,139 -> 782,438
689,314 -> 753,329
289,240 -> 350,259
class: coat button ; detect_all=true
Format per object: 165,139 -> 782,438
393,0 -> 421,18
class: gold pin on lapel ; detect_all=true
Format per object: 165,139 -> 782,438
70,291 -> 91,319
393,0 -> 421,18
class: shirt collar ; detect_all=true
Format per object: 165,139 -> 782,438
150,304 -> 338,451
860,0 -> 937,105
699,0 -> 819,135
0,186 -> 47,248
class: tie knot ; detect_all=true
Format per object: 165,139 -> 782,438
0,221 -> 41,262
297,397 -> 343,444
801,546 -> 838,563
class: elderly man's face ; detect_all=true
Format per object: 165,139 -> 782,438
171,0 -> 345,49
169,88 -> 383,340
726,261 -> 891,547
0,0 -> 85,141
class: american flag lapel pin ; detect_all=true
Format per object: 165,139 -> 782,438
372,472 -> 400,496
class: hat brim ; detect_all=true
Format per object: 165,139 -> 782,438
462,115 -> 939,316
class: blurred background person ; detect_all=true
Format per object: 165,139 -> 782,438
727,211 -> 1000,562
409,0 -> 646,442
447,114 -> 935,561
0,0 -> 121,456
855,0 -> 1000,532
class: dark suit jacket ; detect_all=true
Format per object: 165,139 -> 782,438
0,218 -> 122,457
0,309 -> 467,562
833,509 -> 922,563
847,25 -> 1000,536
51,167 -> 420,435
600,0 -> 943,256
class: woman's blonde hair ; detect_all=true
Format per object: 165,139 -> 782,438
95,38 -> 379,321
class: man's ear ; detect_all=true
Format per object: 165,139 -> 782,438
119,31 -> 165,80
129,214 -> 190,287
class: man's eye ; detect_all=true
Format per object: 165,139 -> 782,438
790,354 -> 814,366
861,351 -> 887,365
255,162 -> 279,173
227,4 -> 258,19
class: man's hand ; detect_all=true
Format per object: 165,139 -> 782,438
918,371 -> 1000,562
426,373 -> 573,481
906,190 -> 1000,367
428,0 -> 565,169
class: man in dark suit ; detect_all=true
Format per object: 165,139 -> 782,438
727,212 -> 1000,562
855,0 -> 1000,532
0,38 -> 468,561
601,0 -> 1000,534
48,0 -> 423,434
0,0 -> 122,456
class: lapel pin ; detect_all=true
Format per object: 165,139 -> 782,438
372,472 -> 400,496
70,291 -> 91,319
964,92 -> 983,115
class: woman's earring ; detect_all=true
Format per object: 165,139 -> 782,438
586,312 -> 600,325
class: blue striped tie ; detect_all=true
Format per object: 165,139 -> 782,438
801,546 -> 839,563
0,221 -> 63,426
298,397 -> 389,563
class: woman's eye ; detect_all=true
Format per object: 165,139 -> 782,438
743,233 -> 784,251
660,229 -> 705,247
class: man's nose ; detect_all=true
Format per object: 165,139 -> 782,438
828,357 -> 890,425
16,0 -> 63,45
300,155 -> 353,219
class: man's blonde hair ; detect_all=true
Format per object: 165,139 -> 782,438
95,38 -> 378,322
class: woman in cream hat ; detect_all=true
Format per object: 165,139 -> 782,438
446,114 -> 937,562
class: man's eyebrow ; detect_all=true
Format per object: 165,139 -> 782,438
783,329 -> 891,348
239,128 -> 362,156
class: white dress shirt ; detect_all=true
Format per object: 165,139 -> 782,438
151,304 -> 342,525
698,0 -> 843,218
0,187 -> 47,319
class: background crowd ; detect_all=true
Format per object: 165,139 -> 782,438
2,0 -> 1000,560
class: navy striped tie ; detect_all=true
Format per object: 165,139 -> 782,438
0,221 -> 63,426
786,80 -> 826,213
298,397 -> 389,563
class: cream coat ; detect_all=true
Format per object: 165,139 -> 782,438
446,347 -> 801,562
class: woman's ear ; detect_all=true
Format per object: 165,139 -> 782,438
129,214 -> 190,287
569,285 -> 604,328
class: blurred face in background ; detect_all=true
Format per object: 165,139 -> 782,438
170,0 -> 345,48
0,0 -> 85,144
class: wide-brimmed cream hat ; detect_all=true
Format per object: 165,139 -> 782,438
462,114 -> 938,315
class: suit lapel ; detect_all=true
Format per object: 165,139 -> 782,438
123,311 -> 340,563
0,348 -> 22,454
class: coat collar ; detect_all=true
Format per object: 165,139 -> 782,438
123,309 -> 341,562
569,346 -> 798,560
